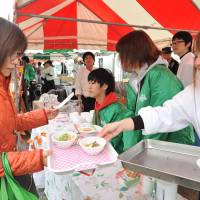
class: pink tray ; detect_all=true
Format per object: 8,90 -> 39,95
47,137 -> 118,174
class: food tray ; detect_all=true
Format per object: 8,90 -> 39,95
47,136 -> 118,174
119,139 -> 200,190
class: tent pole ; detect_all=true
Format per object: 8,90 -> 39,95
17,0 -> 36,9
17,12 -> 200,33
26,21 -> 44,38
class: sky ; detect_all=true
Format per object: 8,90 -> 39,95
0,0 -> 15,21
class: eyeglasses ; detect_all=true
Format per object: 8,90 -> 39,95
171,40 -> 185,46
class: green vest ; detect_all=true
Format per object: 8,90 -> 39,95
24,64 -> 36,86
123,65 -> 195,151
93,102 -> 132,153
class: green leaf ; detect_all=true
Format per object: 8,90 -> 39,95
96,174 -> 104,177
120,186 -> 128,191
73,172 -> 80,176
124,176 -> 140,188
100,181 -> 109,187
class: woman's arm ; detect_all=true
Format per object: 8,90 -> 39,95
16,108 -> 58,131
16,109 -> 48,131
98,86 -> 193,140
0,150 -> 51,177
139,93 -> 191,134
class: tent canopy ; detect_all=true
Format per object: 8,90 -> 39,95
16,0 -> 200,50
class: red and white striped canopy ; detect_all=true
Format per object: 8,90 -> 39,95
16,0 -> 200,50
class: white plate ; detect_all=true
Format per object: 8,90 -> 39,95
78,124 -> 102,135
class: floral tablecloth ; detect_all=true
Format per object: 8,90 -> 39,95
44,160 -> 151,200
31,114 -> 187,200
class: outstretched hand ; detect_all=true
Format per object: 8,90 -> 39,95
97,121 -> 124,141
97,118 -> 134,141
45,108 -> 59,120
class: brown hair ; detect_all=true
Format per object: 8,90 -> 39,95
116,30 -> 160,71
192,32 -> 200,86
0,17 -> 27,68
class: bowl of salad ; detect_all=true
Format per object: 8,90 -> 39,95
52,131 -> 77,149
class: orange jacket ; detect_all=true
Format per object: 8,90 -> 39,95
0,73 -> 48,176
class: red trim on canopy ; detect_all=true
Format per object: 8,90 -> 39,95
137,0 -> 200,34
17,0 -> 67,23
43,1 -> 77,49
17,0 -> 133,50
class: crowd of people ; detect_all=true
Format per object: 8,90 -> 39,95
1,15 -> 200,198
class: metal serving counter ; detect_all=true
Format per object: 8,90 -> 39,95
119,139 -> 200,191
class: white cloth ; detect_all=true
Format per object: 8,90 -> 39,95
177,52 -> 194,87
139,81 -> 200,139
74,67 -> 94,97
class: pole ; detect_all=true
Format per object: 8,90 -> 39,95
17,12 -> 200,33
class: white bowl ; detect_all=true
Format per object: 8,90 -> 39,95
77,123 -> 102,135
79,136 -> 106,155
52,131 -> 77,149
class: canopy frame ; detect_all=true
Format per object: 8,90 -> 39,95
17,12 -> 200,33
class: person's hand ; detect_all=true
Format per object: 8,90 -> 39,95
42,150 -> 52,166
97,121 -> 124,141
45,108 -> 59,120
97,118 -> 134,141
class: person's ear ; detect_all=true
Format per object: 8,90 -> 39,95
186,41 -> 192,49
103,84 -> 108,90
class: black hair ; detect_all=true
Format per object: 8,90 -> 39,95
172,31 -> 193,51
22,55 -> 30,63
88,68 -> 115,95
82,51 -> 95,62
44,60 -> 53,66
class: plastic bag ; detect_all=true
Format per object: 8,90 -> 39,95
0,152 -> 38,200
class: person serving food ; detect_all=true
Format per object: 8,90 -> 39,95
98,32 -> 200,143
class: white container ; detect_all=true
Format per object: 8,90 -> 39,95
141,176 -> 154,196
79,136 -> 106,155
52,131 -> 77,149
69,112 -> 84,124
156,179 -> 177,200
81,112 -> 92,123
